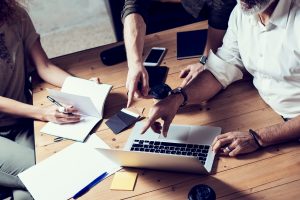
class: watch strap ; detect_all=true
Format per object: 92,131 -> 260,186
170,87 -> 188,107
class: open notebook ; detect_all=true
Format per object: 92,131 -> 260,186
40,77 -> 112,142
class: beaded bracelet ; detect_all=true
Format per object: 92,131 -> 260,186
249,129 -> 262,149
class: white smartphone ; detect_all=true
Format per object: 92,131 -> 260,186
143,47 -> 166,66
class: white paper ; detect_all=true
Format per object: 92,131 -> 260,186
121,108 -> 140,118
41,116 -> 100,142
84,133 -> 110,149
18,143 -> 121,200
47,89 -> 100,118
41,77 -> 112,142
62,76 -> 112,116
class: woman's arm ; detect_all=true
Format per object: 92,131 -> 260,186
0,96 -> 80,123
29,39 -> 71,87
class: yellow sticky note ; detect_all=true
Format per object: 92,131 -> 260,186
110,172 -> 138,191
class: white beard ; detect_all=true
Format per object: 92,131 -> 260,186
237,0 -> 274,15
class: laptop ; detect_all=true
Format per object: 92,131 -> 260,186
97,122 -> 221,174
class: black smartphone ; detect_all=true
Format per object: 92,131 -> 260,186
146,66 -> 168,87
138,66 -> 168,89
138,66 -> 171,99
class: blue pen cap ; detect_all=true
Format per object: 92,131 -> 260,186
188,184 -> 216,200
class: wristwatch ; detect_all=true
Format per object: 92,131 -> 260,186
169,87 -> 188,107
199,55 -> 208,65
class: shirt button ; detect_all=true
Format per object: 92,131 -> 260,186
259,53 -> 263,57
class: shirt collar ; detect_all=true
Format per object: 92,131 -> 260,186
248,0 -> 292,28
269,0 -> 292,28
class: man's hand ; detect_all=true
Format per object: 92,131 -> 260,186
141,94 -> 184,137
41,105 -> 81,124
211,131 -> 260,157
179,63 -> 205,87
126,65 -> 150,107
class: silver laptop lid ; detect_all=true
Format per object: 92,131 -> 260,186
105,122 -> 221,173
97,148 -> 209,174
125,122 -> 221,148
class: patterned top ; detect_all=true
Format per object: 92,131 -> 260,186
0,8 -> 39,126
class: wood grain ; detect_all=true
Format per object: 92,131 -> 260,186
32,21 -> 299,200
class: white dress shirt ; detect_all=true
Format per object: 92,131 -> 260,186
205,0 -> 300,118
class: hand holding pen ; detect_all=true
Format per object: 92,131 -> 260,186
43,96 -> 81,124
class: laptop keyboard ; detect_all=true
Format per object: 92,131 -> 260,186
130,140 -> 210,165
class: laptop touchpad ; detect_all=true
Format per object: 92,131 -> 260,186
158,125 -> 190,141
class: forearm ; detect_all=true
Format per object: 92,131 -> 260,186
184,70 -> 223,104
124,13 -> 146,68
31,39 -> 72,87
203,26 -> 226,56
0,96 -> 43,121
37,61 -> 71,87
256,116 -> 300,147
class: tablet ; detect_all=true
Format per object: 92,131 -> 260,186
176,29 -> 208,60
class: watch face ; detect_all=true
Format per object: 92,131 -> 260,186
149,83 -> 172,99
199,55 -> 207,65
171,87 -> 181,94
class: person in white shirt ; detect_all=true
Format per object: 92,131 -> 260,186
140,0 -> 300,156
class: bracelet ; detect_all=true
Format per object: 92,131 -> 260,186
249,129 -> 262,149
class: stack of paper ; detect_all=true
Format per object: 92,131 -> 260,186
19,136 -> 120,200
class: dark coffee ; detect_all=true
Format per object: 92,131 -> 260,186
188,184 -> 216,200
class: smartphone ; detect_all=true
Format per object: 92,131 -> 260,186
146,66 -> 169,87
143,47 -> 167,66
138,66 -> 169,89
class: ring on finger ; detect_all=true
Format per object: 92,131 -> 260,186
225,146 -> 232,152
58,107 -> 66,113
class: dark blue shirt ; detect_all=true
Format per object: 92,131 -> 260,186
121,0 -> 236,30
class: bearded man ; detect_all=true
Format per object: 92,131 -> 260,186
141,0 -> 300,157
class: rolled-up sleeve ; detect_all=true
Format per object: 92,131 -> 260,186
208,0 -> 236,30
205,6 -> 244,88
121,0 -> 150,23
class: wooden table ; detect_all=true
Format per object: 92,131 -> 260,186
33,21 -> 300,200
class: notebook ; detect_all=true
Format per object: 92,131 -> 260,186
176,29 -> 208,60
40,77 -> 112,142
105,108 -> 140,134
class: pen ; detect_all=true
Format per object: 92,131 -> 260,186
73,172 -> 108,199
53,137 -> 64,142
47,96 -> 66,113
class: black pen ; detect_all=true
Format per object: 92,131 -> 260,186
47,96 -> 66,113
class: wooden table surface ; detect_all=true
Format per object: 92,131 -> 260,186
32,21 -> 300,200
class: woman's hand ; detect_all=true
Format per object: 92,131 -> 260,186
41,105 -> 81,124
